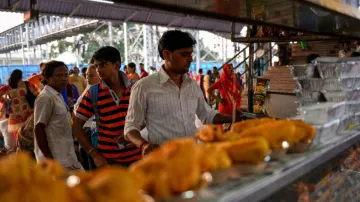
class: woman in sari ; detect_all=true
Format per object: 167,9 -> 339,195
207,64 -> 242,115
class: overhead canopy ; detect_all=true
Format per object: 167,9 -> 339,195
108,0 -> 360,39
0,0 -> 244,35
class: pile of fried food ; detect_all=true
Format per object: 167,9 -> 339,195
0,119 -> 316,202
196,118 -> 316,156
0,153 -> 145,202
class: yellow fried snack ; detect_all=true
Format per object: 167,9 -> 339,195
196,125 -> 223,142
215,136 -> 269,164
87,167 -> 144,202
231,118 -> 276,134
0,152 -> 69,202
130,138 -> 203,199
290,120 -> 316,143
239,120 -> 296,149
199,144 -> 232,172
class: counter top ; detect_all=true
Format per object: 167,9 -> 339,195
197,132 -> 360,202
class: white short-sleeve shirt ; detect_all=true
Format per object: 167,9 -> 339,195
34,85 -> 82,170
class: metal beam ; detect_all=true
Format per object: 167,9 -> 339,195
125,11 -> 139,22
167,16 -> 184,27
69,4 -> 82,17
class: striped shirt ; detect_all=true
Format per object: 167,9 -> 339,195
75,72 -> 141,163
124,67 -> 218,145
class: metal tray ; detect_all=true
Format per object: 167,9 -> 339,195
295,78 -> 323,91
300,102 -> 346,125
322,91 -> 345,102
346,101 -> 360,115
322,78 -> 360,91
295,90 -> 321,103
290,64 -> 315,79
345,89 -> 360,101
313,119 -> 340,145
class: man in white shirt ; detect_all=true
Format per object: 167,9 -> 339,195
34,61 -> 83,171
125,30 -> 238,155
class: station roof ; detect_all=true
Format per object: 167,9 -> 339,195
0,0 -> 244,35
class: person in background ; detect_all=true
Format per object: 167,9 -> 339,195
125,30 -> 239,155
203,70 -> 212,103
139,63 -> 149,79
69,66 -> 87,95
212,66 -> 220,83
28,62 -> 47,92
149,66 -> 157,75
74,46 -> 142,168
81,67 -> 87,79
127,62 -> 140,84
34,60 -> 83,171
74,63 -> 100,170
61,83 -> 79,111
339,41 -> 353,57
123,65 -> 128,74
208,64 -> 242,116
0,69 -> 38,134
196,68 -> 206,101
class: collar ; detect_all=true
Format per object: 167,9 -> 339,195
159,67 -> 191,85
101,71 -> 131,89
44,85 -> 62,97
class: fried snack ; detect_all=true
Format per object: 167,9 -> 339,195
290,120 -> 316,143
239,120 -> 296,149
0,153 -> 69,202
87,167 -> 144,202
231,118 -> 276,135
36,158 -> 66,178
130,138 -> 203,199
199,144 -> 232,172
196,125 -> 224,142
215,136 -> 269,164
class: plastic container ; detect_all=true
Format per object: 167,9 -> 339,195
300,102 -> 346,125
337,115 -> 359,135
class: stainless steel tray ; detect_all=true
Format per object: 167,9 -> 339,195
300,102 -> 346,125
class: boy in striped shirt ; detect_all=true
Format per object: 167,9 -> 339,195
73,46 -> 142,168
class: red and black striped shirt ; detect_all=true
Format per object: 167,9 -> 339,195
75,81 -> 141,163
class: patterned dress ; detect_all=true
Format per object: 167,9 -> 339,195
0,81 -> 38,133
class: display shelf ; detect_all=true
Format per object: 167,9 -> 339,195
197,132 -> 360,202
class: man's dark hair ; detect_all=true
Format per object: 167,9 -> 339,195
351,52 -> 360,57
128,62 -> 136,69
207,70 -> 212,76
92,46 -> 121,64
198,68 -> 203,74
42,60 -> 67,84
81,67 -> 87,75
306,54 -> 320,63
40,62 -> 45,68
139,63 -> 144,66
158,30 -> 196,59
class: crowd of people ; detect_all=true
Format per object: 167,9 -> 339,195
0,30 -> 244,170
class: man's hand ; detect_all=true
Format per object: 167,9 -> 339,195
142,144 -> 159,156
93,154 -> 109,168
